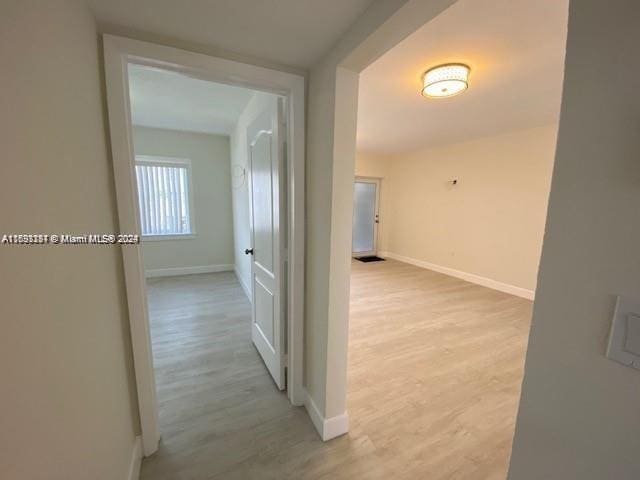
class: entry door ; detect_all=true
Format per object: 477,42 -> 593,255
352,178 -> 380,257
246,99 -> 286,390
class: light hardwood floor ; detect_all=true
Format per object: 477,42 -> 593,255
141,260 -> 531,479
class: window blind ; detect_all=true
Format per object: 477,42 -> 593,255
135,161 -> 192,236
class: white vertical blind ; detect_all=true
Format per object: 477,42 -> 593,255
135,159 -> 192,236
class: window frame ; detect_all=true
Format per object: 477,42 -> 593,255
134,155 -> 196,241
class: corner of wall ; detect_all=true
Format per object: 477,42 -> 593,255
303,390 -> 349,442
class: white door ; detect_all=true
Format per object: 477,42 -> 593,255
246,99 -> 287,390
352,178 -> 380,257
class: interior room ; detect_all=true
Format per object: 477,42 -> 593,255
6,1 -> 640,479
348,0 -> 568,477
127,65 -> 301,478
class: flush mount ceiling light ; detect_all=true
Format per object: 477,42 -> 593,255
421,63 -> 470,99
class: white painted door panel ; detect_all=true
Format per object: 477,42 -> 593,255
247,98 -> 286,389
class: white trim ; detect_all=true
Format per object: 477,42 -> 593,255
126,436 -> 142,480
379,251 -> 535,300
145,264 -> 234,278
136,155 -> 191,166
103,34 -> 306,457
304,391 -> 349,442
234,266 -> 252,302
323,411 -> 350,442
142,233 -> 196,242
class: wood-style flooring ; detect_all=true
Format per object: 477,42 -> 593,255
140,260 -> 532,479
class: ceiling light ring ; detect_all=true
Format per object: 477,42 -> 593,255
421,63 -> 470,99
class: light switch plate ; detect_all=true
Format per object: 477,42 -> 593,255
606,296 -> 640,370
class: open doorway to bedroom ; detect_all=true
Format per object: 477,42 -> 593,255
104,36 -> 305,476
127,63 -> 295,476
348,0 -> 569,477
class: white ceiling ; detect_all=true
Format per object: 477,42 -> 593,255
87,0 -> 375,70
128,64 -> 254,135
357,0 -> 569,155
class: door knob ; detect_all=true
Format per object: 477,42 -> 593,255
244,248 -> 254,255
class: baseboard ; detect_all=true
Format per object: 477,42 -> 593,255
304,391 -> 349,441
378,251 -> 535,300
234,266 -> 252,302
127,436 -> 142,480
145,264 -> 234,278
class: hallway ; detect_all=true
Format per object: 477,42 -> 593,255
141,272 -> 315,479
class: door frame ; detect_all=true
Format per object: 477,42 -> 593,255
352,176 -> 381,257
103,34 -> 306,457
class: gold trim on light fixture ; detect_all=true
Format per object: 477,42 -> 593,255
422,63 -> 470,98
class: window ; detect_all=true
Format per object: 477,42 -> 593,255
135,156 -> 193,237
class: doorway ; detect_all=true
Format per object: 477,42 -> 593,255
344,0 -> 568,477
128,60 -> 292,462
103,35 -> 305,457
352,177 -> 380,258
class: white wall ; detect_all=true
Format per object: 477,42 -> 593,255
132,127 -> 234,275
230,92 -> 279,299
354,152 -> 391,178
0,1 -> 138,479
508,1 -> 640,478
357,125 -> 557,294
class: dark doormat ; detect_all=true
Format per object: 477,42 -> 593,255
355,255 -> 386,263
